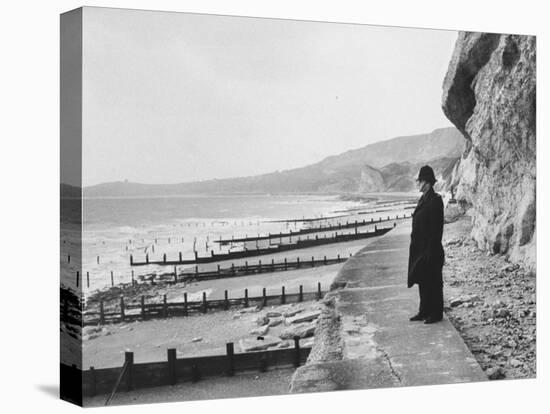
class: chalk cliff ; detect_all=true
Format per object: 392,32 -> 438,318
442,33 -> 536,267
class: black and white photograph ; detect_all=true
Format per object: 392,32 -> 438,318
58,5 -> 537,407
3,1 -> 546,413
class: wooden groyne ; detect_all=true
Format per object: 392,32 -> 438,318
65,338 -> 311,400
130,224 -> 396,267
163,254 -> 347,283
265,214 -> 350,224
215,213 -> 410,245
67,253 -> 348,290
83,283 -> 324,326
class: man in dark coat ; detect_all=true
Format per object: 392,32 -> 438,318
407,165 -> 445,324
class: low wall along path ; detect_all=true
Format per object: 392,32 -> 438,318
290,220 -> 487,392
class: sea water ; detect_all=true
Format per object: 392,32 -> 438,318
61,193 -> 417,294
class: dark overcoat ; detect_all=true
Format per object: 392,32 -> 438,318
407,187 -> 445,288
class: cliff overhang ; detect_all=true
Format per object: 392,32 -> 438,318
442,32 -> 536,268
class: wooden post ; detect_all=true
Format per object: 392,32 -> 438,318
337,254 -> 341,262
293,336 -> 301,367
97,255 -> 100,264
120,295 -> 125,322
259,352 -> 268,373
375,225 -> 377,232
299,285 -> 303,302
202,292 -> 207,313
217,264 -> 221,275
231,263 -> 235,276
262,287 -> 267,306
258,260 -> 262,273
163,294 -> 168,318
62,298 -> 68,321
111,271 -> 114,287
195,265 -> 199,276
99,300 -> 105,324
311,256 -> 314,267
89,366 -> 97,397
271,258 -> 275,272
317,282 -> 322,300
167,348 -> 177,385
191,364 -> 200,383
173,266 -> 177,283
125,352 -> 134,391
68,254 -> 70,263
244,289 -> 249,308
281,286 -> 286,305
146,253 -> 149,264
140,295 -> 145,319
184,292 -> 188,316
226,343 -> 235,377
179,252 -> 182,262
245,261 -> 248,273
130,254 -> 133,265
86,272 -> 90,288
76,271 -> 79,288
163,253 -> 166,263
284,258 -> 287,270
324,255 -> 327,265
131,270 -> 135,286
224,290 -> 229,310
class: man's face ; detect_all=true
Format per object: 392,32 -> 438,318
417,179 -> 427,193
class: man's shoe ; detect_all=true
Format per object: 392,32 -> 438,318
424,316 -> 443,324
409,313 -> 426,321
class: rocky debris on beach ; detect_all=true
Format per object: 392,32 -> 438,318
268,317 -> 283,327
443,216 -> 536,380
285,310 -> 322,325
254,315 -> 269,326
239,335 -> 282,352
282,307 -> 304,318
279,322 -> 317,340
82,325 -> 107,341
239,306 -> 260,314
240,302 -> 323,349
449,294 -> 481,307
249,325 -> 269,336
275,340 -> 292,349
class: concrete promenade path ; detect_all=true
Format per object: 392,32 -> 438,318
291,220 -> 487,392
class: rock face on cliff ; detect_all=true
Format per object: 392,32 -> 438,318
442,33 -> 536,267
357,165 -> 385,192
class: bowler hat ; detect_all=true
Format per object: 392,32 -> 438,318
416,165 -> 437,184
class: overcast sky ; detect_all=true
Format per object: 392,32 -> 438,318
82,7 -> 457,186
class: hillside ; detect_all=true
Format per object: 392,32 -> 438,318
84,127 -> 465,197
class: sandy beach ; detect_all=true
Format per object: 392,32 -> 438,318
63,193 -> 419,400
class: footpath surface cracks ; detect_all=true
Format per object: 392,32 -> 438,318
290,220 -> 487,393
